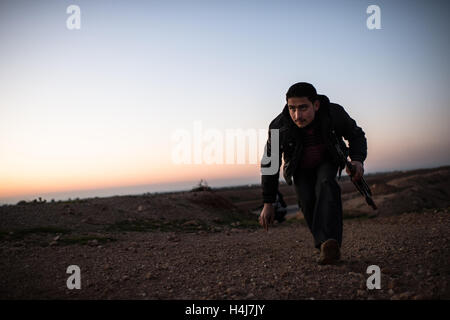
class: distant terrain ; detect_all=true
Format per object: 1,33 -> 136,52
218,165 -> 450,218
0,166 -> 449,299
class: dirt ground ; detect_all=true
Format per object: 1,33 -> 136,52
0,166 -> 449,300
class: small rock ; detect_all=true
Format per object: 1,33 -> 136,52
391,291 -> 413,300
49,241 -> 58,246
137,205 -> 144,212
167,235 -> 180,242
356,289 -> 367,297
348,272 -> 363,278
381,267 -> 393,275
53,235 -> 60,241
88,239 -> 99,246
387,279 -> 397,289
226,287 -> 234,294
398,291 -> 414,300
182,220 -> 199,226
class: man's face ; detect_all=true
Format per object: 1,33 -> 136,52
287,97 -> 320,128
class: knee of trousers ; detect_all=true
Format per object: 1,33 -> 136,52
317,177 -> 341,193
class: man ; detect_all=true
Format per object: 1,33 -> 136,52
259,82 -> 367,265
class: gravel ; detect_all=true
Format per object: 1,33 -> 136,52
0,207 -> 449,300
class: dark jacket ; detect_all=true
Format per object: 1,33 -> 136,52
261,94 -> 367,203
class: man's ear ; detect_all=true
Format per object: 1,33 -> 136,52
314,100 -> 320,111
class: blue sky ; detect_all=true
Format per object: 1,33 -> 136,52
0,0 -> 449,203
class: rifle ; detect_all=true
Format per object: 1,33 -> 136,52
332,131 -> 377,210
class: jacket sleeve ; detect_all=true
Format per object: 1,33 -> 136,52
334,104 -> 367,164
261,120 -> 283,204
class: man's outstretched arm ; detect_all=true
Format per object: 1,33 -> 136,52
260,124 -> 282,230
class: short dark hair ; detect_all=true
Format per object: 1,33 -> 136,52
286,82 -> 317,103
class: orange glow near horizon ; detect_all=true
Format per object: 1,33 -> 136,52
2,132 -> 450,200
1,121 -> 448,200
0,162 -> 261,198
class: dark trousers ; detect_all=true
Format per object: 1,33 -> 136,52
293,161 -> 343,250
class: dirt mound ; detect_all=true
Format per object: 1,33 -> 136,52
216,166 -> 450,219
340,166 -> 450,218
0,190 -> 257,237
370,182 -> 402,195
187,191 -> 239,211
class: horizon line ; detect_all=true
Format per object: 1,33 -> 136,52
1,164 -> 449,206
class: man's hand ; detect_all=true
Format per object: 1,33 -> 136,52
259,203 -> 275,231
346,161 -> 364,182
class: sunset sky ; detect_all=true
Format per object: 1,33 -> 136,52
1,0 -> 449,204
